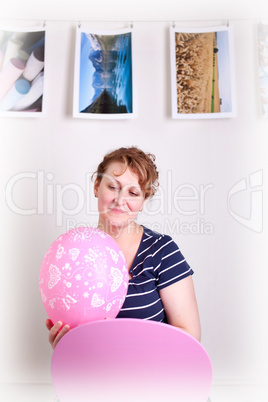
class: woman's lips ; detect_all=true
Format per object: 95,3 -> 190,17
110,208 -> 125,214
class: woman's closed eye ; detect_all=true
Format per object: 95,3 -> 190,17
128,187 -> 142,197
108,184 -> 119,191
129,191 -> 139,197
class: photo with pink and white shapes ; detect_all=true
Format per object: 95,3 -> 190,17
0,26 -> 46,116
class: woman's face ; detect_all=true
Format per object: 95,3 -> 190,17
94,161 -> 145,231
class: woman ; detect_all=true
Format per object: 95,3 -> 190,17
46,146 -> 201,348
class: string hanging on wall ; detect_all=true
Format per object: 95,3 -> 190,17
172,20 -> 229,28
0,17 -> 267,25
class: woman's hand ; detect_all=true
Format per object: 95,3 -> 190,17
45,319 -> 70,349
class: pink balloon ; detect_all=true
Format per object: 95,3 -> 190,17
39,227 -> 128,328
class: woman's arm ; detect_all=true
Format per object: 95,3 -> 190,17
46,319 -> 70,349
159,275 -> 201,341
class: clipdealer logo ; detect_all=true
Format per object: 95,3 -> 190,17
5,169 -> 264,234
4,170 -> 214,235
227,170 -> 263,233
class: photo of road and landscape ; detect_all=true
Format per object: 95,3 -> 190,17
174,29 -> 232,115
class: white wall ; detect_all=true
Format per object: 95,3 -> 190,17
1,0 -> 268,399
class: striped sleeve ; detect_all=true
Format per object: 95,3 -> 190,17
154,235 -> 193,290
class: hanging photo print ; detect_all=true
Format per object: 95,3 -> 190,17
258,23 -> 268,118
0,26 -> 46,116
73,27 -> 136,119
170,25 -> 236,119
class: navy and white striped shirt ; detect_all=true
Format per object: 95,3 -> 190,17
117,226 -> 193,323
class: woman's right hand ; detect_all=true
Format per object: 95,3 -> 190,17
46,319 -> 70,350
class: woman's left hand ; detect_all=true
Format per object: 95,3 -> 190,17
45,319 -> 70,349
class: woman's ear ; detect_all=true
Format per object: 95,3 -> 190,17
94,179 -> 99,197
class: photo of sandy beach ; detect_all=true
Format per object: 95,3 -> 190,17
170,26 -> 236,119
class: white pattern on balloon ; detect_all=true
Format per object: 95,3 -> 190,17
56,245 -> 64,260
110,267 -> 123,292
63,263 -> 71,271
109,248 -> 119,263
48,264 -> 61,289
84,248 -> 99,262
91,293 -> 105,308
62,294 -> 78,310
40,287 -> 47,303
69,248 -> 80,261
